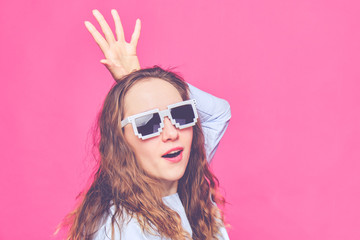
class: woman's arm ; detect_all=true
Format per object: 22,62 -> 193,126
188,84 -> 231,163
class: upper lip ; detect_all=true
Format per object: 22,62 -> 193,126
162,147 -> 184,156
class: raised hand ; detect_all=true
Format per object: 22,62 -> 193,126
84,9 -> 141,81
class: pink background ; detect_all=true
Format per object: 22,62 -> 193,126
1,0 -> 359,239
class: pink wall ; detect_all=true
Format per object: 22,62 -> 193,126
1,0 -> 359,239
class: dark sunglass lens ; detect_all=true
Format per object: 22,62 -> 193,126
171,104 -> 195,125
135,113 -> 161,136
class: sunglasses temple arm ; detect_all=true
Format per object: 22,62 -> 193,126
121,118 -> 130,128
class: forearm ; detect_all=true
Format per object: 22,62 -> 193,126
188,83 -> 231,162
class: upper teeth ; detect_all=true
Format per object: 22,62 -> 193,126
168,150 -> 180,154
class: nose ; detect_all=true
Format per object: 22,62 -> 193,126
161,117 -> 179,142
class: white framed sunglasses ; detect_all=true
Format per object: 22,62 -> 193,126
121,99 -> 198,140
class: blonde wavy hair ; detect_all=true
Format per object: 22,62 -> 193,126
62,66 -> 225,239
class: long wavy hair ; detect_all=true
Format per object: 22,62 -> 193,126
63,66 -> 225,239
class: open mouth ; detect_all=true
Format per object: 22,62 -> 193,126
162,149 -> 183,158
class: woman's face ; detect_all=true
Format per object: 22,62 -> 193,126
123,78 -> 193,195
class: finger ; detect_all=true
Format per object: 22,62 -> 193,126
111,9 -> 125,42
92,9 -> 116,44
84,21 -> 109,53
130,19 -> 141,46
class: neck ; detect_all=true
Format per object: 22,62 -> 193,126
161,180 -> 178,196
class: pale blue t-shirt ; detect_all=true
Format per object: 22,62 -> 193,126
94,84 -> 231,239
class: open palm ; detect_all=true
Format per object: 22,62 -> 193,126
85,9 -> 141,81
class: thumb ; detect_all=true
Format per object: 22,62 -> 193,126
100,59 -> 121,67
100,59 -> 111,66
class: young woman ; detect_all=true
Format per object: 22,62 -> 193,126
64,9 -> 231,239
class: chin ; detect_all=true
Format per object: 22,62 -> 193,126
163,167 -> 187,182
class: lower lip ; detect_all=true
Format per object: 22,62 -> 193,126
162,151 -> 183,163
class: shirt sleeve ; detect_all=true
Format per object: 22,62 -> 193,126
188,84 -> 231,163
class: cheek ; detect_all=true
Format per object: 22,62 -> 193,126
123,126 -> 138,150
124,127 -> 144,159
136,142 -> 157,162
124,128 -> 158,165
182,127 -> 194,147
